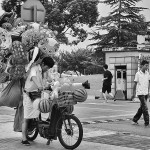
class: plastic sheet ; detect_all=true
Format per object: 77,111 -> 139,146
0,79 -> 23,107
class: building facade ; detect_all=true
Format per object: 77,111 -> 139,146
103,47 -> 150,100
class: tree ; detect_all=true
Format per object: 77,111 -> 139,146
90,0 -> 149,49
55,48 -> 103,75
44,0 -> 99,44
1,0 -> 99,44
2,0 -> 24,17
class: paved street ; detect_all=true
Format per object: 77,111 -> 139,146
0,97 -> 150,149
75,96 -> 138,122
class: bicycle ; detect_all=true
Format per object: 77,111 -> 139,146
26,99 -> 83,149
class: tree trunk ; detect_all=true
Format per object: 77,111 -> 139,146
117,0 -> 121,47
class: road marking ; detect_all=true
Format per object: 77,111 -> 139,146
80,113 -> 135,120
75,106 -> 135,113
84,130 -> 116,138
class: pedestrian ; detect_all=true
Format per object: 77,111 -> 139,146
132,60 -> 150,127
102,64 -> 114,103
21,56 -> 55,146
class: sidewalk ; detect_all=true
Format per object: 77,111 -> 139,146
0,98 -> 145,150
0,121 -> 140,150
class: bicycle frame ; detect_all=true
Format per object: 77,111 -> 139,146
27,103 -> 83,149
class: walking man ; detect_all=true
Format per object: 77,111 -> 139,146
102,64 -> 114,103
132,60 -> 150,127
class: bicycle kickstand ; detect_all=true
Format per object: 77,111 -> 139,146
46,139 -> 52,145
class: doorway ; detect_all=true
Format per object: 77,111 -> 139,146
115,66 -> 127,99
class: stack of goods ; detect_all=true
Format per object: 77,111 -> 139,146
38,98 -> 53,113
0,12 -> 88,111
73,88 -> 88,102
57,91 -> 77,107
0,12 -> 59,82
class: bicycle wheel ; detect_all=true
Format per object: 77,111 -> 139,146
26,119 -> 39,141
57,115 -> 83,149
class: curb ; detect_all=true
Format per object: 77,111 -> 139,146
81,118 -> 133,125
0,117 -> 133,125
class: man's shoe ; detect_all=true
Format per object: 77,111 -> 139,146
95,96 -> 100,99
21,140 -> 30,146
112,98 -> 116,101
132,121 -> 138,125
82,80 -> 90,89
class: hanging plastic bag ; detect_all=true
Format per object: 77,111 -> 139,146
0,79 -> 23,108
13,100 -> 24,132
0,72 -> 9,83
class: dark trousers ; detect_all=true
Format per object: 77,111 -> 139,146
49,105 -> 61,135
133,95 -> 149,125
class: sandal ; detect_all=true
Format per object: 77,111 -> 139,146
21,140 -> 30,146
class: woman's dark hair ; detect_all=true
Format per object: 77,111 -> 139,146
103,64 -> 108,69
42,57 -> 55,68
140,60 -> 149,66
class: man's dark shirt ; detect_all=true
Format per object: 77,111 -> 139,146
103,70 -> 113,85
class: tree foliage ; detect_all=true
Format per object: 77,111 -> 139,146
55,48 -> 103,75
2,0 -> 25,17
90,0 -> 149,49
1,0 -> 99,44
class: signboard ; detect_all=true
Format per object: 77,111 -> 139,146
21,0 -> 46,23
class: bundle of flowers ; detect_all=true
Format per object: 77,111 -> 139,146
0,13 -> 59,81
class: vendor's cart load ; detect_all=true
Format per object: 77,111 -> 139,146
38,98 -> 53,113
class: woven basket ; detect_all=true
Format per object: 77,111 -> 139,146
57,91 -> 77,107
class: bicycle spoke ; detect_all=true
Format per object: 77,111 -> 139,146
58,115 -> 83,149
61,118 -> 80,145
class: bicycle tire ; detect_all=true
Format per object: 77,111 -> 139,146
26,119 -> 39,141
26,127 -> 38,141
57,115 -> 83,149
